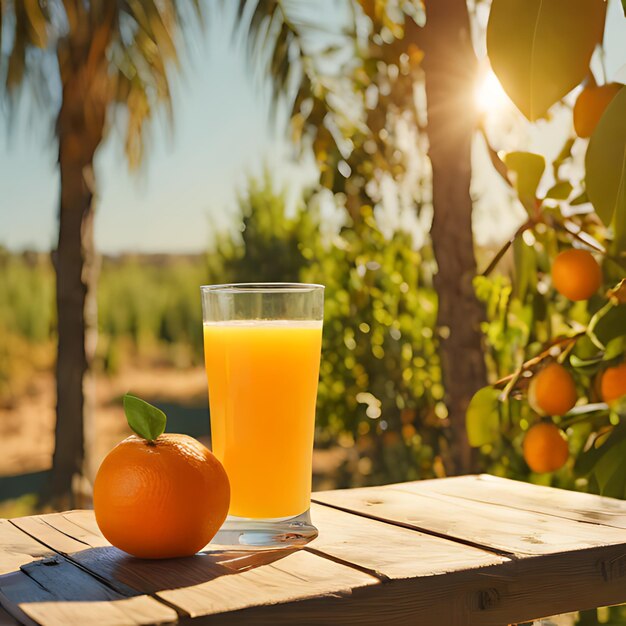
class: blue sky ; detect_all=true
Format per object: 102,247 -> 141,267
1,1 -> 625,254
0,4 -> 296,253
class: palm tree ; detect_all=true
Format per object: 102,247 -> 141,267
0,0 -> 199,506
236,0 -> 486,473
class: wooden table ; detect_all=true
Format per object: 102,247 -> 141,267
2,474 -> 626,626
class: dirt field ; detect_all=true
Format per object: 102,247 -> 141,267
0,366 -> 209,478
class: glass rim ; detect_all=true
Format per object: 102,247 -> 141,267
200,282 -> 324,294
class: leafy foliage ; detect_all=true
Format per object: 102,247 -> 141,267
0,252 -> 208,393
207,178 -> 446,485
466,0 -> 626,502
0,0 -> 200,166
586,86 -> 626,233
0,249 -> 55,401
302,207 -> 444,484
206,176 -> 305,284
487,0 -> 606,120
97,255 -> 207,371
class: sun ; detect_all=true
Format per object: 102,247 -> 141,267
474,68 -> 510,117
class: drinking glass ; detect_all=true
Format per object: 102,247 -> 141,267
201,283 -> 324,547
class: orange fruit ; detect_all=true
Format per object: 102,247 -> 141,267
600,363 -> 626,404
523,422 -> 569,473
528,363 -> 577,416
573,83 -> 622,138
94,433 -> 230,559
551,249 -> 602,301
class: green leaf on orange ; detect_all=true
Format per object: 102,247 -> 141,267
487,0 -> 606,121
466,386 -> 501,447
124,393 -> 167,442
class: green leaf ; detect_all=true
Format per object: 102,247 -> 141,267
586,86 -> 626,227
570,353 -> 604,369
466,386 -> 501,447
487,0 -> 606,121
575,424 -> 626,476
513,237 -> 536,300
545,181 -> 573,201
504,151 -> 545,214
604,337 -> 626,362
570,190 -> 589,206
594,437 -> 626,496
123,393 -> 167,441
611,396 -> 626,417
593,304 -> 626,346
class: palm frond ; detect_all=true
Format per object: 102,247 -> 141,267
23,0 -> 48,47
0,0 -> 198,167
61,0 -> 79,34
6,2 -> 27,91
111,0 -> 203,166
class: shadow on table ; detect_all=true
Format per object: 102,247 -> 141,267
0,544 -> 298,607
106,545 -> 299,594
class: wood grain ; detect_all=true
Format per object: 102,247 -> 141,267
307,502 -> 507,579
0,603 -> 19,625
4,477 -> 626,625
0,520 -> 52,575
0,519 -> 177,626
20,511 -> 380,621
181,543 -> 626,626
313,482 -> 626,557
158,549 -> 378,620
412,474 -> 626,529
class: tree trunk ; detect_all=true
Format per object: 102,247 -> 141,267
420,0 -> 487,475
49,44 -> 108,507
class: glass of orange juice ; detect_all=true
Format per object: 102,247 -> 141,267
201,283 -> 324,547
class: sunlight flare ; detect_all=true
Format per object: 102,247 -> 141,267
474,68 -> 510,117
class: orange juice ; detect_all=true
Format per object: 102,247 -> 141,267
203,320 -> 322,519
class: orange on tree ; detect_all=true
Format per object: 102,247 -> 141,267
523,422 -> 569,474
528,362 -> 577,416
600,363 -> 626,404
551,249 -> 602,301
94,394 -> 230,559
573,83 -> 622,138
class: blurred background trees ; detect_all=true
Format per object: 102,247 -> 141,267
235,0 -> 625,486
0,0 -> 199,505
2,1 -> 624,621
1,0 -> 624,550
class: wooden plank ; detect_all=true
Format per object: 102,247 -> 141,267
20,511 -> 380,621
412,474 -> 626,529
11,515 -> 142,597
313,482 -> 626,557
0,604 -> 19,626
0,519 -> 178,626
12,517 -> 92,556
158,549 -> 377,620
0,520 -> 52,575
183,543 -> 626,626
307,503 -> 508,579
1,560 -> 178,626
